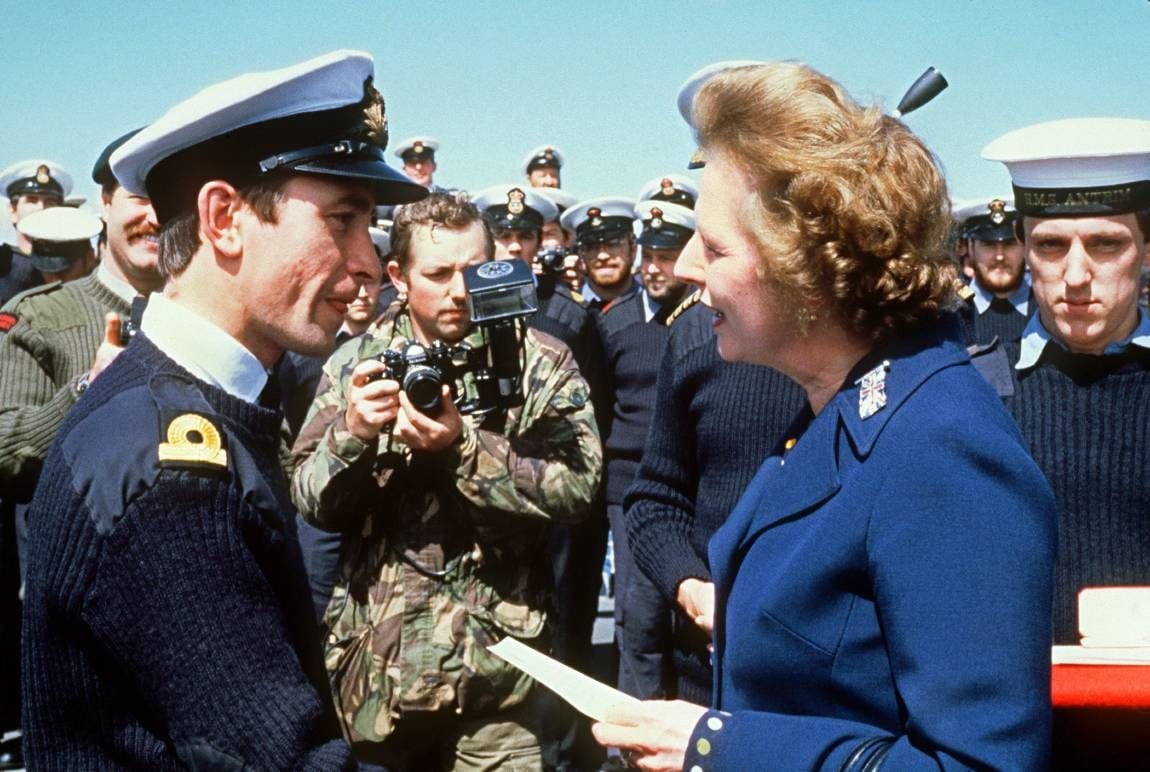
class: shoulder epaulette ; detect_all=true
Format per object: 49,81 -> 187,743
664,288 -> 702,327
956,282 -> 976,302
3,279 -> 64,310
569,289 -> 585,305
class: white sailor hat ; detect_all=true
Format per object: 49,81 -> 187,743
533,187 -> 578,220
952,197 -> 1017,241
0,159 -> 73,202
369,225 -> 391,257
18,207 -> 102,273
637,174 -> 698,209
522,145 -> 564,176
394,136 -> 440,163
677,60 -> 767,169
472,184 -> 558,231
634,200 -> 696,249
560,197 -> 636,246
982,118 -> 1150,217
111,50 -> 426,225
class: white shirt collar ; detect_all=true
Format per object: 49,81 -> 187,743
140,293 -> 268,403
971,272 -> 1031,316
641,288 -> 660,323
1016,306 -> 1150,370
96,261 -> 139,306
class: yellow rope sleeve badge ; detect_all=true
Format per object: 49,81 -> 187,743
157,413 -> 228,467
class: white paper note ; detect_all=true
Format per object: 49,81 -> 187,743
487,636 -> 641,720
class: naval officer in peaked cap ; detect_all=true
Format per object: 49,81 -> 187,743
952,197 -> 1033,346
393,135 -> 443,192
21,49 -> 425,769
523,144 -> 564,188
561,197 -> 639,309
0,160 -> 75,303
16,207 -> 101,284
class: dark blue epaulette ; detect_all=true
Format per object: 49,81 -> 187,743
966,337 -> 1014,398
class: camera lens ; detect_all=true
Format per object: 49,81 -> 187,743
403,366 -> 444,416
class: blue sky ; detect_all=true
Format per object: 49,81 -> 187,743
3,1 -> 1147,240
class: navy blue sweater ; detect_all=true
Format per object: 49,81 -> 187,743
21,335 -> 351,770
623,301 -> 805,700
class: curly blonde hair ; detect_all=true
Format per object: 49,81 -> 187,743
692,62 -> 957,342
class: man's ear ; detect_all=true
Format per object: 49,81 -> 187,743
197,181 -> 243,259
386,259 -> 407,294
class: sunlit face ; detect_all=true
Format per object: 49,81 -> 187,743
674,151 -> 794,366
103,186 -> 162,293
1024,214 -> 1147,354
388,221 -> 489,344
969,237 -> 1025,297
641,245 -> 689,307
403,157 -> 436,188
528,166 -> 560,188
235,175 -> 378,363
578,235 -> 634,294
345,257 -> 383,326
492,227 -> 540,264
541,221 -> 568,249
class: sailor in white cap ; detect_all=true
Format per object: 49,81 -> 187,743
22,49 -> 425,769
636,174 -> 698,210
1,160 -> 73,252
951,196 -> 1032,346
393,135 -> 440,190
522,144 -> 564,188
634,200 -> 695,317
981,121 -> 1150,764
560,197 -> 638,308
16,206 -> 100,284
471,183 -> 557,263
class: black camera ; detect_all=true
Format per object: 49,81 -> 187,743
377,341 -> 469,417
372,259 -> 539,418
534,246 -> 570,275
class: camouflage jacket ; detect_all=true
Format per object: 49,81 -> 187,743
289,300 -> 601,744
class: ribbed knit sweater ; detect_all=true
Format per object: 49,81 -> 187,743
961,297 -> 1031,348
1005,342 -> 1150,644
22,335 -> 351,770
597,291 -> 670,505
0,272 -> 130,500
623,302 -> 805,699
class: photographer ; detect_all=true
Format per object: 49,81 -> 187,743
290,192 -> 601,770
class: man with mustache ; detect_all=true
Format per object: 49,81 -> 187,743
0,131 -> 163,771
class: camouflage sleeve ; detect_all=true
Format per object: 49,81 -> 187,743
0,314 -> 82,499
288,344 -> 379,532
443,331 -> 601,527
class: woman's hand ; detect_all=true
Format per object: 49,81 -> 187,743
591,699 -> 708,771
676,578 -> 715,634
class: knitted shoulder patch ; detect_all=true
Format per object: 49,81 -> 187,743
0,313 -> 17,332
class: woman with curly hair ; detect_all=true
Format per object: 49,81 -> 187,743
593,61 -> 1057,771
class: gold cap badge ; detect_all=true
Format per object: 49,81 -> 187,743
988,198 -> 1007,225
650,206 -> 664,229
508,187 -> 525,215
35,165 -> 51,185
660,177 -> 674,196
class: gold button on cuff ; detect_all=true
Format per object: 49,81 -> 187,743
696,738 -> 712,756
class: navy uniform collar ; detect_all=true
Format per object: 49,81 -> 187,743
971,272 -> 1031,316
1015,307 -> 1150,371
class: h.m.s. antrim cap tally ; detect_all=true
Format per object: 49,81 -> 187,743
472,184 -> 558,231
0,160 -> 73,202
982,118 -> 1150,217
111,50 -> 427,224
521,145 -> 564,175
560,197 -> 636,246
394,136 -> 439,163
953,197 -> 1017,242
637,174 -> 699,209
635,200 -> 696,249
17,207 -> 102,273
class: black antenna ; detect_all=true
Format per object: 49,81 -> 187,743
893,67 -> 948,118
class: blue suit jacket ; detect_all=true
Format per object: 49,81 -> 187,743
691,316 -> 1056,771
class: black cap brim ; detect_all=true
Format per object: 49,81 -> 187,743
294,157 -> 428,205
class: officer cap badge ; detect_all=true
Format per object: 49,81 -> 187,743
988,198 -> 1006,225
158,413 -> 228,468
35,165 -> 51,185
660,177 -> 674,197
542,147 -> 555,163
413,140 -> 425,155
508,187 -> 525,215
588,207 -> 602,227
650,206 -> 664,229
